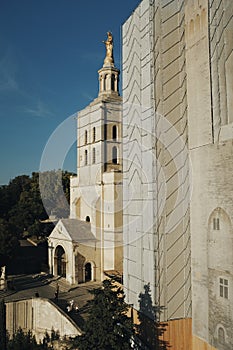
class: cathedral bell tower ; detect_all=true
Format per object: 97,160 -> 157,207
69,32 -> 123,279
98,32 -> 120,98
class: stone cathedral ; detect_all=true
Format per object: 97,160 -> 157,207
47,0 -> 233,348
48,32 -> 123,285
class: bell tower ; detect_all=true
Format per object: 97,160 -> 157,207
70,32 -> 123,278
98,32 -> 120,98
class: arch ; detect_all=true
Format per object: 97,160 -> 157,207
189,19 -> 194,36
207,207 -> 232,270
201,8 -> 207,29
196,14 -> 200,32
112,125 -> 117,140
54,245 -> 66,278
217,326 -> 226,344
86,215 -> 90,222
112,146 -> 118,164
208,207 -> 232,233
85,262 -> 92,282
83,261 -> 95,282
111,74 -> 115,91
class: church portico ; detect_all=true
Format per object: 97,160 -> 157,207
49,219 -> 100,285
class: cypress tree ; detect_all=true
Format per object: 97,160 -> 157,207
73,279 -> 135,350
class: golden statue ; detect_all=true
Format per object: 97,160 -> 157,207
103,32 -> 114,66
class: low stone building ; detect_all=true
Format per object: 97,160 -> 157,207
48,219 -> 100,284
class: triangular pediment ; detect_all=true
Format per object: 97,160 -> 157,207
49,220 -> 73,242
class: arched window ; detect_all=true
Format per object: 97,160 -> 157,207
218,327 -> 225,344
85,130 -> 88,145
85,150 -> 88,165
86,216 -> 90,222
54,245 -> 66,277
93,127 -> 96,142
111,74 -> 115,91
93,148 -> 96,164
112,146 -> 117,164
112,125 -> 117,140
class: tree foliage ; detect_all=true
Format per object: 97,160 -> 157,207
73,279 -> 134,350
136,284 -> 168,350
0,171 -> 74,263
6,328 -> 54,350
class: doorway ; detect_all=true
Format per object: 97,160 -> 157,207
85,262 -> 92,282
54,246 -> 66,278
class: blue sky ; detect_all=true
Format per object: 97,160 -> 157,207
0,0 -> 140,185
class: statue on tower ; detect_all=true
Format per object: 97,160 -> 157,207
103,32 -> 114,67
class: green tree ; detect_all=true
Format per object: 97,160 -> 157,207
7,328 -> 54,350
0,219 -> 19,261
0,299 -> 6,350
73,279 -> 134,350
136,284 -> 168,350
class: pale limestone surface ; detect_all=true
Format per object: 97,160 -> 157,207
123,0 -> 233,348
6,298 -> 81,342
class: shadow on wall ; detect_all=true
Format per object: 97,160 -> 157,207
136,284 -> 169,350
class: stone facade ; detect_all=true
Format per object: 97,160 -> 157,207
6,298 -> 81,342
48,36 -> 123,285
123,0 -> 233,348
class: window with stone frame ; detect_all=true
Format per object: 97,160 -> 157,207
112,125 -> 117,140
92,148 -> 96,164
112,146 -> 117,164
213,217 -> 220,230
219,278 -> 229,299
85,130 -> 88,145
85,150 -> 88,166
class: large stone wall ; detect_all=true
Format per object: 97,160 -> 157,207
123,0 -> 233,347
123,0 -> 191,321
6,298 -> 81,342
185,0 -> 233,347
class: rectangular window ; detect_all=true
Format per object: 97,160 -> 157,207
219,278 -> 229,299
213,218 -> 220,230
85,130 -> 88,145
85,150 -> 88,166
92,148 -> 96,164
93,127 -> 96,142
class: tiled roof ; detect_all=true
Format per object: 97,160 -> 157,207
60,219 -> 97,243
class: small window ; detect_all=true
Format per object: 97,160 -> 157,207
218,327 -> 225,344
219,278 -> 229,299
213,218 -> 220,230
93,127 -> 96,142
85,130 -> 88,145
85,150 -> 88,166
93,148 -> 96,164
112,125 -> 117,140
112,146 -> 117,164
104,124 -> 107,141
86,216 -> 90,222
111,74 -> 115,91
